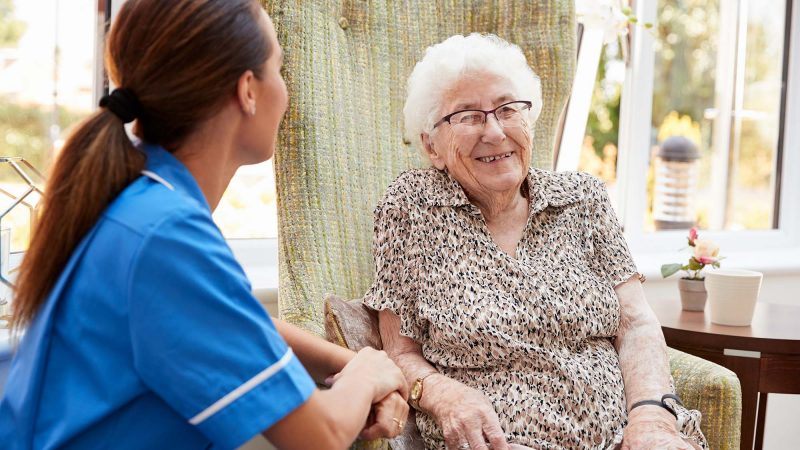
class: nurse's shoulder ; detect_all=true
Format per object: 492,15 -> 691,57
101,144 -> 214,241
103,174 -> 204,236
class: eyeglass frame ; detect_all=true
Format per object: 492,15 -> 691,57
431,100 -> 533,130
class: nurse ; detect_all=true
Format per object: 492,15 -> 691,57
0,0 -> 408,449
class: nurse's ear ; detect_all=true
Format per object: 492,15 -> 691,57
236,70 -> 258,117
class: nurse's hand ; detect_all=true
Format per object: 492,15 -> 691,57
359,391 -> 410,440
328,347 -> 409,402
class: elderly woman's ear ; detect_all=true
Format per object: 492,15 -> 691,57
421,133 -> 446,170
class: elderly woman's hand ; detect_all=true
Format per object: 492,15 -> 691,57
621,407 -> 699,450
421,374 -> 509,450
359,391 -> 410,440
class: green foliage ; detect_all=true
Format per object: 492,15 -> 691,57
0,97 -> 85,180
585,48 -> 621,158
661,263 -> 683,278
0,0 -> 26,47
651,0 -> 718,128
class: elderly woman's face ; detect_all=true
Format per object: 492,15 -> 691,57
425,73 -> 532,198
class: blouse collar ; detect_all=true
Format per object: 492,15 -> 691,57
425,167 -> 587,214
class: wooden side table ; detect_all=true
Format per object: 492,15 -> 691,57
649,298 -> 800,450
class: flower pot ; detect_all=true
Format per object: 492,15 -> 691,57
678,278 -> 707,311
706,269 -> 763,326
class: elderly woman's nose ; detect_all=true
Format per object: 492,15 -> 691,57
481,114 -> 506,143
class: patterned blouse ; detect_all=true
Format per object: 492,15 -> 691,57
363,168 -> 707,449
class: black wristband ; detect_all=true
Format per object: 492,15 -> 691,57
629,394 -> 682,420
661,393 -> 684,407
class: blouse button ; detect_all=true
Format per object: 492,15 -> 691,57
338,17 -> 349,30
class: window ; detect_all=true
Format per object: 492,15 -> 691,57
0,0 -> 278,319
0,0 -> 99,252
0,0 -> 278,247
213,161 -> 278,239
576,35 -> 626,210
647,0 -> 788,232
614,0 -> 800,258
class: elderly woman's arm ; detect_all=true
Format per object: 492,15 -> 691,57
614,277 -> 697,449
378,310 -> 510,450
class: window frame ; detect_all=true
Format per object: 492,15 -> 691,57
616,0 -> 800,274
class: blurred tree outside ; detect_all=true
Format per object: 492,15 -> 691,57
0,0 -> 25,47
0,101 -> 82,178
579,41 -> 623,184
0,0 -> 86,251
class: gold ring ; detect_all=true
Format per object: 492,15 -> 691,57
392,417 -> 404,429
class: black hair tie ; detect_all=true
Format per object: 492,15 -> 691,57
99,88 -> 143,124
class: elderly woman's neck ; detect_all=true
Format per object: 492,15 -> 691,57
468,184 -> 529,224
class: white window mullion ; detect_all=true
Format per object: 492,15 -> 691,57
707,0 -> 740,230
617,0 -> 657,248
778,0 -> 800,245
556,27 -> 605,173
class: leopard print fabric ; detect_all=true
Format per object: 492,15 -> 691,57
363,168 -> 707,449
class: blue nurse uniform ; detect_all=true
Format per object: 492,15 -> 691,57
0,144 -> 315,449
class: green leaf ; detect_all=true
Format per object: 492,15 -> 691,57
688,258 -> 703,271
661,263 -> 682,278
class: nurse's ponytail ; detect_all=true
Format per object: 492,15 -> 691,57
12,0 -> 271,331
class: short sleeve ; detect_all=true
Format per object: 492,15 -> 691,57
362,204 -> 427,343
128,210 -> 315,449
586,177 -> 641,288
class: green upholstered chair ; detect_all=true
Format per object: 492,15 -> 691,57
264,1 -> 741,448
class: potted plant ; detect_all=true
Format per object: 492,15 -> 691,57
661,227 -> 723,311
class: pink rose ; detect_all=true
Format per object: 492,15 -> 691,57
697,256 -> 717,265
688,227 -> 699,246
693,239 -> 720,264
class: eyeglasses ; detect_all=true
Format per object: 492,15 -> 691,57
432,100 -> 533,135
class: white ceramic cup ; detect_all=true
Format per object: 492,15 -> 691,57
706,268 -> 763,326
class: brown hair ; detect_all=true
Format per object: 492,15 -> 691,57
12,0 -> 271,330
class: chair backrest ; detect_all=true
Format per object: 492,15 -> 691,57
267,0 -> 575,334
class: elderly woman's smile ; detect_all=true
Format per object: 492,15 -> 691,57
475,152 -> 513,163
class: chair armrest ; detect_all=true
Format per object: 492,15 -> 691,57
668,347 -> 742,450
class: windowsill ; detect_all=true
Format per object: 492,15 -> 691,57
228,238 -> 279,306
240,263 -> 279,306
632,246 -> 800,281
239,246 -> 800,302
6,241 -> 795,315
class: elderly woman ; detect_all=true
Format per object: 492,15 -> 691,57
363,34 -> 707,450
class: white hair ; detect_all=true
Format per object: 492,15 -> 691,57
403,33 -> 543,153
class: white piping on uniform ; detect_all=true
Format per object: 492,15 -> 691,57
188,348 -> 295,425
141,170 -> 175,191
